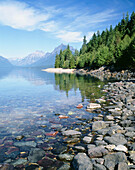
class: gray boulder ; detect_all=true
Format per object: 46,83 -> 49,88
88,146 -> 108,158
104,152 -> 127,170
72,153 -> 93,170
93,164 -> 107,170
104,134 -> 127,145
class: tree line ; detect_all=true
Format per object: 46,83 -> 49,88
55,12 -> 135,70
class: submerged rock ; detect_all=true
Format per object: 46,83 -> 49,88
14,141 -> 37,148
58,153 -> 74,161
76,104 -> 83,109
28,148 -> 45,163
12,159 -> 28,166
92,121 -> 106,131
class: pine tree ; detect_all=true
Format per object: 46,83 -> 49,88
55,54 -> 60,68
80,36 -> 87,54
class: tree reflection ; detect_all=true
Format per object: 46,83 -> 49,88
54,73 -> 106,101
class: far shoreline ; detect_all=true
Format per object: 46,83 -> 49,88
42,68 -> 76,74
42,67 -> 135,81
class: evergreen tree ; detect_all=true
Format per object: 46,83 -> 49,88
55,54 -> 60,68
80,36 -> 87,54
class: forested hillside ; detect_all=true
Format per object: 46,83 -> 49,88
55,12 -> 135,70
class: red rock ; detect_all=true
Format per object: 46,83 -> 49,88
46,131 -> 58,137
59,115 -> 69,119
76,104 -> 83,109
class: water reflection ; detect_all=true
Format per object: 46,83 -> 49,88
55,73 -> 106,101
0,68 -> 106,102
0,67 -> 13,79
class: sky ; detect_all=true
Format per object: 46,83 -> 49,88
0,0 -> 135,59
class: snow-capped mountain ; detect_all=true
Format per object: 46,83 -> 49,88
10,51 -> 45,66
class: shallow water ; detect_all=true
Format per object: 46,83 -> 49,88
0,68 -> 106,168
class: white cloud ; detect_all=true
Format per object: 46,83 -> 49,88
56,31 -> 83,43
0,0 -> 50,31
40,21 -> 57,32
0,1 -> 118,43
66,9 -> 118,30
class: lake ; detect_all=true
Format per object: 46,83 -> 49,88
0,68 -> 106,168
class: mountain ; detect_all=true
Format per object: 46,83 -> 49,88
10,51 -> 45,66
10,44 -> 75,68
30,44 -> 75,68
0,56 -> 13,68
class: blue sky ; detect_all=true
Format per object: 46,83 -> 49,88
0,0 -> 135,59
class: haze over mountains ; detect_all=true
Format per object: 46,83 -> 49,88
9,44 -> 75,68
0,56 -> 13,68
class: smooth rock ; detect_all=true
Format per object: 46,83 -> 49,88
74,146 -> 86,152
104,134 -> 127,145
105,145 -> 115,152
28,148 -> 45,163
104,152 -> 127,170
93,163 -> 107,170
129,152 -> 135,164
38,157 -> 63,169
83,136 -> 92,144
12,159 -> 28,166
64,137 -> 80,144
94,140 -> 107,146
117,162 -> 128,170
62,130 -> 81,137
92,121 -> 106,131
58,153 -> 74,161
52,144 -> 67,155
72,153 -> 93,170
58,163 -> 70,170
87,103 -> 101,109
104,115 -> 114,121
114,145 -> 127,152
14,141 -> 36,147
88,146 -> 108,158
91,158 -> 104,165
95,99 -> 106,103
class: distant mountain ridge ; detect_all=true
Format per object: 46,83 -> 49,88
0,56 -> 13,68
9,44 -> 75,68
10,50 -> 46,66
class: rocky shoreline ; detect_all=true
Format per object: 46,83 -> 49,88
68,80 -> 135,170
0,78 -> 135,169
52,80 -> 134,170
43,67 -> 135,81
74,66 -> 135,81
